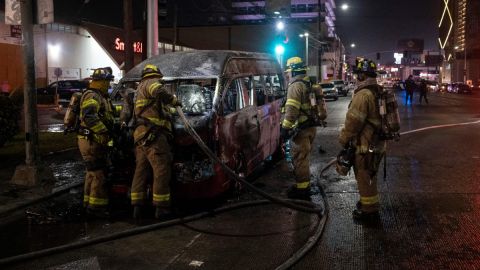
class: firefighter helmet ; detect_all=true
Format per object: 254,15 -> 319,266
285,56 -> 307,72
91,67 -> 114,81
352,58 -> 377,77
141,64 -> 163,79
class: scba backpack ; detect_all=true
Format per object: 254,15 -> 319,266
281,79 -> 327,127
310,83 -> 328,126
365,85 -> 401,141
63,90 -> 95,134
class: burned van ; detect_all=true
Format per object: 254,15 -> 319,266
112,50 -> 286,200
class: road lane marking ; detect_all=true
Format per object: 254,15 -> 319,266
400,120 -> 480,136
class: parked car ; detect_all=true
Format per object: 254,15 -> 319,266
37,80 -> 88,100
455,83 -> 472,94
425,81 -> 438,92
331,80 -> 348,96
379,79 -> 394,89
439,83 -> 448,93
319,82 -> 338,100
111,50 -> 286,200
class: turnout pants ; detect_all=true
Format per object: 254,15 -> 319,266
131,133 -> 172,208
78,138 -> 109,209
291,127 -> 317,189
353,152 -> 384,213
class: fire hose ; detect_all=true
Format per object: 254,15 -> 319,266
0,107 -> 329,269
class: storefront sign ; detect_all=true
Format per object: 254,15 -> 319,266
114,38 -> 143,54
37,0 -> 54,24
10,25 -> 22,38
5,0 -> 21,25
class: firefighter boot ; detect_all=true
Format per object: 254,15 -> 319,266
352,209 -> 379,221
155,207 -> 172,220
353,201 -> 379,221
287,185 -> 311,201
86,207 -> 110,220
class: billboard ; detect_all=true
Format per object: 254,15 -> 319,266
397,39 -> 424,53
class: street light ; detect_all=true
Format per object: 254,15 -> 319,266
341,3 -> 349,10
350,43 -> 356,48
276,21 -> 285,31
299,32 -> 309,66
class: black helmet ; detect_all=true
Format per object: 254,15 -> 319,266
142,64 -> 163,79
353,58 -> 377,77
91,67 -> 114,81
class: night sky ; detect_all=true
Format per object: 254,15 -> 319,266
336,0 -> 441,64
1,0 -> 441,64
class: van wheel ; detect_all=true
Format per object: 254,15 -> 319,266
334,97 -> 338,101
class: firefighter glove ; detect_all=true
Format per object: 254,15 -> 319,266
173,96 -> 183,107
94,133 -> 110,145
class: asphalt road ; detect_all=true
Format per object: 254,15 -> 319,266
4,90 -> 480,269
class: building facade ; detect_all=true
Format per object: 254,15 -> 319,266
439,0 -> 480,85
158,0 -> 342,81
0,11 -> 190,91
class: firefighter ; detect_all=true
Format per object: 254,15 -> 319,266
131,64 -> 182,220
78,67 -> 115,218
281,56 -> 316,200
338,58 -> 386,221
419,79 -> 429,104
405,75 -> 416,105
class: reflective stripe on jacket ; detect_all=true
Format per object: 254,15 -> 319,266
78,89 -> 114,144
339,78 -> 386,154
282,75 -> 312,129
133,78 -> 178,143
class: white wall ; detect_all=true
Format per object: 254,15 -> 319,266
34,27 -> 121,84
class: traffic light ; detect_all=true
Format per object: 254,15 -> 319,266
376,52 -> 381,60
275,44 -> 285,55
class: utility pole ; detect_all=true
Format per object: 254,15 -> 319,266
123,0 -> 134,72
464,45 -> 467,83
305,34 -> 309,67
147,0 -> 158,58
12,0 -> 52,186
172,2 -> 178,52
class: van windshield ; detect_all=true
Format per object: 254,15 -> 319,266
175,79 -> 216,115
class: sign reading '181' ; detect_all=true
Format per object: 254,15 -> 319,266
114,38 -> 143,54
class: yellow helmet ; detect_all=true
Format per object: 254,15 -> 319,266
141,64 -> 163,79
285,56 -> 307,72
353,57 -> 377,77
91,67 -> 114,81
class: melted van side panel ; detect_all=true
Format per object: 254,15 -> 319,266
216,57 -> 284,175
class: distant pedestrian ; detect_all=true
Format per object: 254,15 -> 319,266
405,75 -> 416,105
419,79 -> 429,104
